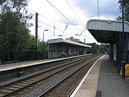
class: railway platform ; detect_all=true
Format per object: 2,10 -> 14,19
71,55 -> 129,97
0,54 -> 92,87
0,54 -> 89,72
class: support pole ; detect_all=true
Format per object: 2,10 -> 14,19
53,25 -> 55,37
97,0 -> 100,19
35,12 -> 38,59
121,0 -> 125,79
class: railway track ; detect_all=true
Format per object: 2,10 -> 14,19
0,55 -> 100,97
41,56 -> 100,97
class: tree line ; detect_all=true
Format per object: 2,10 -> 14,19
0,0 -> 48,64
86,43 -> 110,54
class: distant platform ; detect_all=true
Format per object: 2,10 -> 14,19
71,55 -> 129,97
0,54 -> 88,72
47,38 -> 91,58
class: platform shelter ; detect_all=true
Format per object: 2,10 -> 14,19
87,19 -> 129,78
47,38 -> 91,58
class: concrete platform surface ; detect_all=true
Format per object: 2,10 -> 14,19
0,59 -> 50,72
71,55 -> 129,97
71,55 -> 104,97
97,55 -> 129,97
0,54 -> 89,72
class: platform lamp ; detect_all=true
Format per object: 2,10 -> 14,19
43,29 -> 49,46
43,29 -> 49,42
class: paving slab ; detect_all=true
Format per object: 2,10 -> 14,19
71,55 -> 104,97
71,55 -> 129,97
97,55 -> 129,97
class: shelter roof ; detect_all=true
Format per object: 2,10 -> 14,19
87,19 -> 129,43
48,38 -> 91,48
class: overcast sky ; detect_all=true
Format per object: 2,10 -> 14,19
27,0 -> 121,43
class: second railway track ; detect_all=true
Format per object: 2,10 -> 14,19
0,55 -> 100,97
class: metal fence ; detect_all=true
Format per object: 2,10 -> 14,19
0,50 -> 48,64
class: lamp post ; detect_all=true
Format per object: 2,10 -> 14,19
84,38 -> 86,43
43,29 -> 49,48
35,12 -> 38,59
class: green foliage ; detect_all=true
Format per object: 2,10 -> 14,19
0,12 -> 30,51
0,0 -> 48,63
119,0 -> 129,21
87,43 -> 110,54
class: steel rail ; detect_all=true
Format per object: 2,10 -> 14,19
38,56 -> 100,97
0,56 -> 90,97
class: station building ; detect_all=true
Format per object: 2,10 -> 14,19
47,38 -> 91,58
87,19 -> 129,77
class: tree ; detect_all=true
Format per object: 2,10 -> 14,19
0,0 -> 48,63
87,43 -> 110,54
119,0 -> 129,21
0,0 -> 33,62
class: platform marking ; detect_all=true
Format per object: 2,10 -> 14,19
70,55 -> 105,97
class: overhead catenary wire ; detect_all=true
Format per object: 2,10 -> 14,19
65,0 -> 82,24
38,15 -> 68,33
28,3 -> 82,37
28,8 -> 58,25
79,28 -> 86,36
38,20 -> 64,33
28,8 -> 50,21
65,0 -> 100,37
46,0 -> 82,33
64,0 -> 88,35
29,10 -> 67,34
61,25 -> 68,36
28,3 -> 80,34
46,0 -> 73,25
31,17 -> 65,34
65,0 -> 88,29
28,7 -> 65,30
